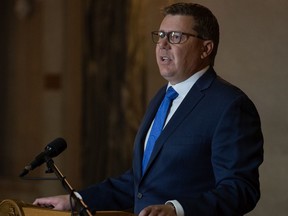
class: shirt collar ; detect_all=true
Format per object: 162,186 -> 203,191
167,66 -> 209,99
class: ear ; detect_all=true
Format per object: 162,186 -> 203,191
201,40 -> 214,59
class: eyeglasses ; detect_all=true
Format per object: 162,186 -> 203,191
151,31 -> 204,44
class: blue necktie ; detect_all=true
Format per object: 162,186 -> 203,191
142,86 -> 178,174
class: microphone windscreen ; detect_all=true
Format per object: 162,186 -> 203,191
45,137 -> 67,157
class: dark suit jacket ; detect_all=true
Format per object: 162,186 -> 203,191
80,67 -> 264,216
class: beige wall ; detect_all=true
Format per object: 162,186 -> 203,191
0,0 -> 84,200
1,0 -> 288,215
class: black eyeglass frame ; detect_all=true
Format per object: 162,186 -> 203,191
151,31 -> 205,44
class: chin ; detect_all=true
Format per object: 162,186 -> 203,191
160,72 -> 175,82
160,68 -> 175,75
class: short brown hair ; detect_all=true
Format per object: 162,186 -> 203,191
162,2 -> 220,66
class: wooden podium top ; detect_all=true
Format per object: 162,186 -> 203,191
0,199 -> 135,216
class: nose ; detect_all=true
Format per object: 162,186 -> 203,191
158,37 -> 170,49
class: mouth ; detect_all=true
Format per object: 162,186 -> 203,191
160,55 -> 171,63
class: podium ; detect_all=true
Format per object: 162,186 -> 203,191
0,199 -> 135,216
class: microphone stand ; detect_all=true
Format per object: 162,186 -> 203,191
45,156 -> 93,216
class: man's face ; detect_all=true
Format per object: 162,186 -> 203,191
155,15 -> 207,84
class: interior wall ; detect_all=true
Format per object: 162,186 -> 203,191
0,0 -> 44,200
0,0 -> 84,202
0,0 -> 9,174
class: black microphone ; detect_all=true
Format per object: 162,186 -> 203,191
19,137 -> 67,177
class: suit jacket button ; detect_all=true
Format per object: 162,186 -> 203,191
137,192 -> 143,199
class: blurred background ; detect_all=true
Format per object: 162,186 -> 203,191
0,0 -> 287,215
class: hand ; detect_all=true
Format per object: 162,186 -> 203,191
139,204 -> 176,216
33,194 -> 71,211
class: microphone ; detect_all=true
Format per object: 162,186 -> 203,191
19,137 -> 67,177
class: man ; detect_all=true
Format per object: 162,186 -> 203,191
34,2 -> 263,216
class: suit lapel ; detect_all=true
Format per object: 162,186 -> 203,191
144,87 -> 205,175
137,68 -> 217,178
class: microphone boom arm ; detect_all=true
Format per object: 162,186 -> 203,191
44,156 -> 93,216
